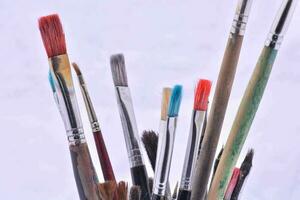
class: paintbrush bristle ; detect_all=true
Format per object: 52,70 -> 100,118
116,181 -> 128,200
38,14 -> 66,58
194,79 -> 212,111
110,54 -> 128,86
168,85 -> 183,117
161,87 -> 172,121
72,62 -> 82,75
141,130 -> 158,170
129,186 -> 141,200
240,149 -> 254,176
98,181 -> 117,200
172,182 -> 179,199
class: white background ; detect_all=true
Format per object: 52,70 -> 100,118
0,0 -> 299,199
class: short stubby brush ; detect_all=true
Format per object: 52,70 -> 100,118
152,85 -> 183,200
178,80 -> 212,200
39,14 -> 101,200
110,54 -> 150,200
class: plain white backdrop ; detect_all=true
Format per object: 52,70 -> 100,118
0,0 -> 299,199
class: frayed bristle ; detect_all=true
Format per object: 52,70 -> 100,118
48,71 -> 56,92
161,87 -> 172,121
194,79 -> 212,111
224,168 -> 240,200
141,130 -> 158,170
116,181 -> 128,200
72,62 -> 82,75
38,14 -> 66,57
98,181 -> 117,200
172,182 -> 179,199
168,85 -> 182,117
129,186 -> 141,200
240,149 -> 254,176
110,54 -> 128,86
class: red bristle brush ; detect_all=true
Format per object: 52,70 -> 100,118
224,168 -> 240,200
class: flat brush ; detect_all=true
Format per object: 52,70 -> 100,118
99,181 -> 117,200
209,1 -> 298,198
142,130 -> 158,170
72,62 -> 116,181
110,54 -> 150,200
39,14 -> 101,200
130,186 -> 141,200
191,1 -> 253,199
230,149 -> 254,200
152,85 -> 183,200
224,168 -> 240,200
178,79 -> 212,200
116,181 -> 129,200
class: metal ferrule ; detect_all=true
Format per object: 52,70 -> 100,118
230,0 -> 253,36
49,54 -> 85,145
180,110 -> 206,191
265,0 -> 298,49
115,86 -> 144,167
77,75 -> 100,132
153,117 -> 177,196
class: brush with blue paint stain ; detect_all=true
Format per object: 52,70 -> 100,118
152,85 -> 183,200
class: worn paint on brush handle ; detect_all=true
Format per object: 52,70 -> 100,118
191,35 -> 244,200
131,165 -> 151,200
69,143 -> 101,200
93,130 -> 116,181
208,47 -> 278,199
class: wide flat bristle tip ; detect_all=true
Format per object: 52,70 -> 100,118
168,85 -> 183,117
194,79 -> 212,111
110,54 -> 128,86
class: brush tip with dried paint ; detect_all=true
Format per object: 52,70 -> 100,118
194,79 -> 212,111
72,62 -> 82,75
110,54 -> 128,87
161,87 -> 172,121
168,85 -> 183,117
38,14 -> 66,57
129,185 -> 141,200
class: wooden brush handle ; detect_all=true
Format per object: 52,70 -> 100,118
191,35 -> 244,200
93,130 -> 116,181
69,142 -> 102,200
208,47 -> 278,199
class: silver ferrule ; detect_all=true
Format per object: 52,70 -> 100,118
265,0 -> 298,49
115,86 -> 144,167
230,0 -> 253,36
153,117 -> 177,196
49,55 -> 85,145
77,75 -> 99,132
180,110 -> 206,191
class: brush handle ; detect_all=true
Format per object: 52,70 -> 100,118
93,130 -> 115,181
177,189 -> 191,200
151,194 -> 167,200
208,47 -> 278,199
131,165 -> 151,200
69,143 -> 101,200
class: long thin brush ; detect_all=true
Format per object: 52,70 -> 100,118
130,186 -> 141,200
191,1 -> 253,199
99,181 -> 117,200
72,62 -> 115,181
224,168 -> 240,200
110,54 -> 150,200
230,149 -> 254,200
142,130 -> 158,170
152,85 -> 183,200
209,1 -> 298,198
172,182 -> 179,200
178,80 -> 212,200
39,14 -> 101,200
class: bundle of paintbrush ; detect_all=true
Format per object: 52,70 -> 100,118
38,0 -> 298,199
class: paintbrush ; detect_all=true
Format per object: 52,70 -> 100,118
178,80 -> 212,200
208,1 -> 298,199
230,149 -> 254,200
130,186 -> 142,200
172,182 -> 179,200
116,181 -> 129,200
99,181 -> 117,200
191,1 -> 253,199
72,62 -> 116,181
148,177 -> 154,193
224,168 -> 240,200
142,130 -> 158,170
152,85 -> 183,200
39,14 -> 101,200
110,54 -> 150,200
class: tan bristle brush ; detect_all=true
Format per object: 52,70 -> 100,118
116,181 -> 128,200
39,14 -> 101,200
99,181 -> 117,200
